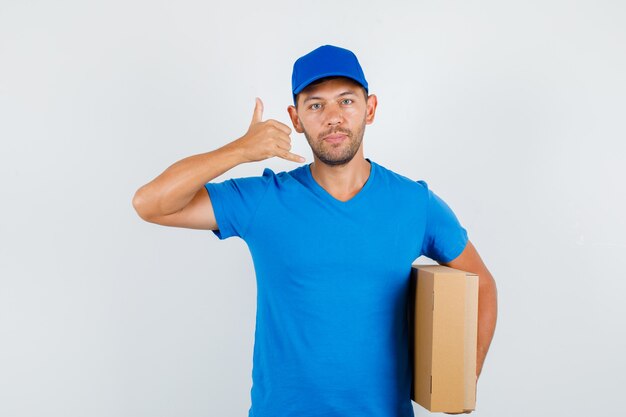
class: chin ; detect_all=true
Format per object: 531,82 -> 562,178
316,152 -> 359,166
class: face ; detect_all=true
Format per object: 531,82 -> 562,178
288,77 -> 377,167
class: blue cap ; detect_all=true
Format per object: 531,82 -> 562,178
291,45 -> 368,103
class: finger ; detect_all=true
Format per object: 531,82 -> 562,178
273,132 -> 293,148
273,139 -> 293,155
278,150 -> 305,163
267,119 -> 292,135
250,97 -> 264,126
275,137 -> 293,152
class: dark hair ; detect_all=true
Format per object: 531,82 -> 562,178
295,76 -> 368,108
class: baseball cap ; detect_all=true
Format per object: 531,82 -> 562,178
291,45 -> 369,104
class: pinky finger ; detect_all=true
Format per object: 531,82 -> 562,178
280,151 -> 306,163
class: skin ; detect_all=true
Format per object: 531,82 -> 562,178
132,78 -> 497,414
287,77 -> 377,202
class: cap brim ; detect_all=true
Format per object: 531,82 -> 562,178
292,71 -> 367,95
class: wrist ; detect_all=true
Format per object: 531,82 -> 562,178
221,138 -> 250,165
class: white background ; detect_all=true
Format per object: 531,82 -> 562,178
1,1 -> 625,416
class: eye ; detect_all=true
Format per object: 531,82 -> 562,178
341,98 -> 353,105
310,103 -> 322,110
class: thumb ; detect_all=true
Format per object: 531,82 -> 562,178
250,97 -> 264,125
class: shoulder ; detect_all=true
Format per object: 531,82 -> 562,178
370,159 -> 431,194
218,164 -> 308,195
259,163 -> 312,190
209,164 -> 308,189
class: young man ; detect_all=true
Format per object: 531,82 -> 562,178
132,45 -> 497,417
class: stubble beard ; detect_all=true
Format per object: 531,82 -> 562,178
302,118 -> 366,167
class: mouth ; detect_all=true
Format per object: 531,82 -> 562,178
323,133 -> 348,143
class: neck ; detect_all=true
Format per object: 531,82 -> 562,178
309,153 -> 372,201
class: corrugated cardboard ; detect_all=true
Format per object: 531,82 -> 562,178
407,265 -> 479,413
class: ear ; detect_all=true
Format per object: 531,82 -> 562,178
287,104 -> 305,133
365,94 -> 378,125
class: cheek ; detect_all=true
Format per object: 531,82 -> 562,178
298,119 -> 317,136
297,115 -> 315,130
345,106 -> 366,117
300,115 -> 322,131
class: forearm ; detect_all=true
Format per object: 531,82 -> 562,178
132,140 -> 246,219
476,273 -> 497,378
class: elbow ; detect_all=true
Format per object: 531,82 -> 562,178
480,270 -> 497,297
479,272 -> 498,315
132,188 -> 152,221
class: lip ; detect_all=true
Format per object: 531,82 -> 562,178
323,133 -> 348,143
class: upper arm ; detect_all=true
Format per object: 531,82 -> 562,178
142,187 -> 219,230
441,240 -> 482,271
441,240 -> 494,284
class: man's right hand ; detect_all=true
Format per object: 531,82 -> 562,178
232,98 -> 305,164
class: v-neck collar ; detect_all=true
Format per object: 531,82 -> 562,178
304,158 -> 376,205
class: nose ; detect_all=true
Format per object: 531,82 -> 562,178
324,102 -> 343,126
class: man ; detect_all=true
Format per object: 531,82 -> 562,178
132,45 -> 497,417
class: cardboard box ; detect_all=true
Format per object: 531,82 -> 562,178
407,265 -> 479,413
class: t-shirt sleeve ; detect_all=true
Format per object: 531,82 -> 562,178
418,180 -> 469,263
204,168 -> 274,240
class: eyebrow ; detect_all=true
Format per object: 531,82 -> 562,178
302,90 -> 357,104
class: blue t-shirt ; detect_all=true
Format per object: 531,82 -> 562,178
205,158 -> 468,417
